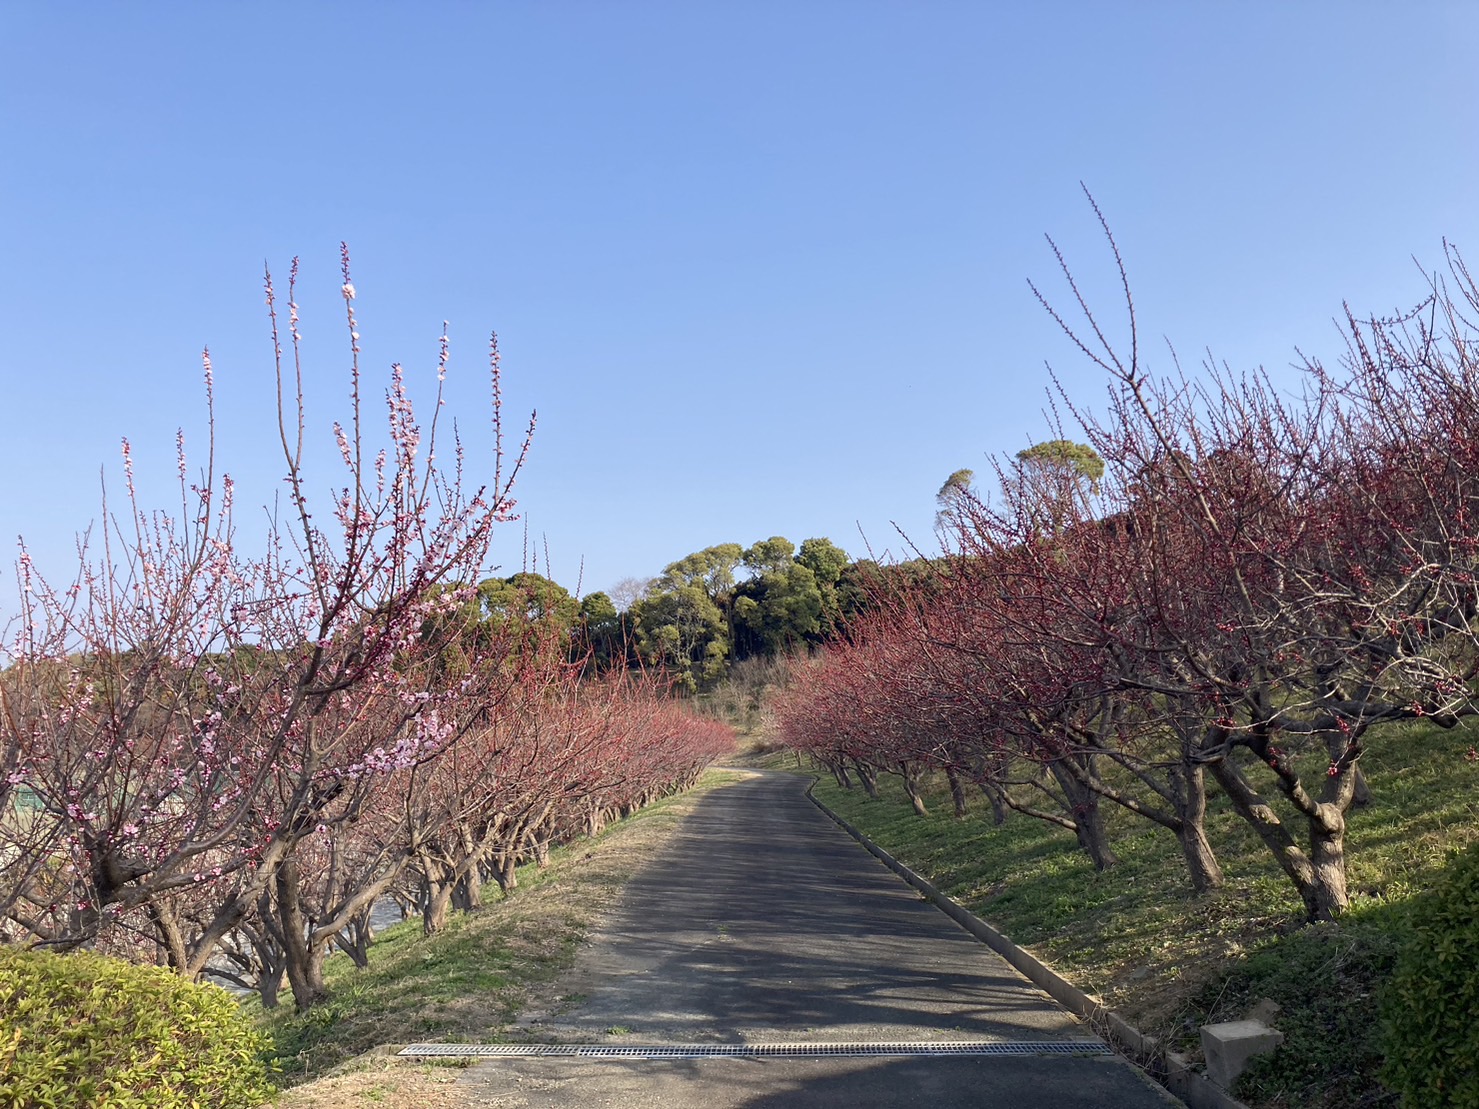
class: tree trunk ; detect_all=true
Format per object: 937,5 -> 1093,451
489,850 -> 518,894
257,967 -> 284,1009
1049,760 -> 1116,870
392,889 -> 420,921
900,763 -> 929,817
975,752 -> 1011,825
286,942 -> 329,1013
276,860 -> 329,1011
418,846 -> 461,935
1171,765 -> 1223,894
145,899 -> 190,974
1209,757 -> 1328,919
242,892 -> 289,1007
423,881 -> 455,935
946,766 -> 969,818
452,868 -> 482,912
1073,805 -> 1116,871
1176,817 -> 1223,895
333,909 -> 375,969
1307,803 -> 1349,921
979,782 -> 1010,825
853,760 -> 879,799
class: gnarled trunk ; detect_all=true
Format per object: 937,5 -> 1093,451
974,752 -> 1011,825
145,899 -> 190,974
489,849 -> 518,895
946,766 -> 969,818
257,966 -> 284,1009
453,866 -> 484,911
1209,757 -> 1348,920
979,781 -> 1010,825
1307,803 -> 1349,921
900,763 -> 929,817
1048,760 -> 1116,870
1170,764 -> 1223,894
422,878 -> 455,935
276,859 -> 329,1011
333,907 -> 375,969
245,892 -> 289,1006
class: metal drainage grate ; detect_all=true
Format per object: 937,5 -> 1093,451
399,1040 -> 1110,1059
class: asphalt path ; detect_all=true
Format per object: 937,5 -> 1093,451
459,771 -> 1176,1108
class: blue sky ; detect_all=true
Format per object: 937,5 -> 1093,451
3,3 -> 1478,605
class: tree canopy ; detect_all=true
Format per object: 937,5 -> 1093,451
620,535 -> 855,687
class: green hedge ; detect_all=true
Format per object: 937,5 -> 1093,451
1381,842 -> 1479,1109
0,944 -> 276,1108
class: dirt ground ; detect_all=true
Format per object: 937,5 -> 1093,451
273,1059 -> 472,1108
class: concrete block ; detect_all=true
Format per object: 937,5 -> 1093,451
1200,1019 -> 1284,1091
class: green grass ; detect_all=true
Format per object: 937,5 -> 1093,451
804,721 -> 1479,1109
253,769 -> 744,1085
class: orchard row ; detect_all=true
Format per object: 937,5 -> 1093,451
779,240 -> 1479,924
0,255 -> 731,1011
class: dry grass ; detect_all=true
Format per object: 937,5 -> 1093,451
274,1058 -> 471,1109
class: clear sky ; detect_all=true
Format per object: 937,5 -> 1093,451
4,3 -> 1479,606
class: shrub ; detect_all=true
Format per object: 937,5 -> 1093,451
1381,843 -> 1479,1108
0,944 -> 276,1108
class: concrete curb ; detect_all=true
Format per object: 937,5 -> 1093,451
804,781 -> 1250,1109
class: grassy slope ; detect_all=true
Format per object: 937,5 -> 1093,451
805,721 -> 1479,1109
253,769 -> 745,1093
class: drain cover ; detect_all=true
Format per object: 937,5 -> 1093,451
399,1040 -> 1109,1059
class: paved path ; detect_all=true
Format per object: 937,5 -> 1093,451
459,771 -> 1175,1107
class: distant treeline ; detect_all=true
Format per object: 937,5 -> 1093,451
489,540 -> 934,691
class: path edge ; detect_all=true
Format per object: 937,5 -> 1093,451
804,779 -> 1249,1109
